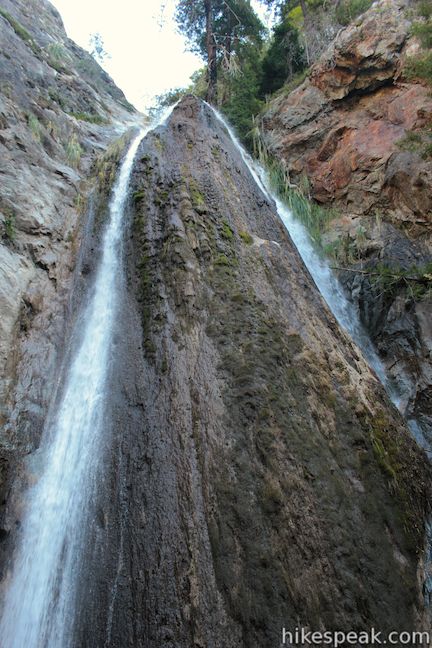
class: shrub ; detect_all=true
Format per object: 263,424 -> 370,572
3,208 -> 16,241
65,134 -> 83,168
239,230 -> 253,245
417,0 -> 432,20
412,20 -> 432,48
69,111 -> 108,125
266,159 -> 336,249
396,130 -> 423,151
335,0 -> 373,26
260,19 -> 306,96
405,51 -> 432,84
396,129 -> 432,157
27,113 -> 42,141
0,9 -> 40,55
46,42 -> 70,73
370,262 -> 432,301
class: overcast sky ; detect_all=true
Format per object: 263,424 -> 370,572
51,0 -> 271,112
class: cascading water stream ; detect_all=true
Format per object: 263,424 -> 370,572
0,106 -> 175,648
208,104 -> 432,604
207,104 -> 413,424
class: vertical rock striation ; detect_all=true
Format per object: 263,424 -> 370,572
0,0 -> 138,560
78,97 -> 430,647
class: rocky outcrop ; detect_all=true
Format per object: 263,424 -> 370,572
0,0 -> 138,545
261,0 -> 432,440
0,0 -> 137,556
71,96 -> 431,647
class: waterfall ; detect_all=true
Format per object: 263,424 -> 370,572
207,104 -> 405,411
0,105 -> 174,648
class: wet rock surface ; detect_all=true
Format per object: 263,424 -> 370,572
76,97 -> 431,647
261,0 -> 432,441
0,0 -> 138,546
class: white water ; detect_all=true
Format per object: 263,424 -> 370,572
0,106 -> 175,648
208,104 -> 402,409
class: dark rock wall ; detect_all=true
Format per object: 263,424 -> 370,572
0,0 -> 430,642
76,97 -> 430,647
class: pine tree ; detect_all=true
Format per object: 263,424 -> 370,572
175,0 -> 265,104
175,0 -> 218,103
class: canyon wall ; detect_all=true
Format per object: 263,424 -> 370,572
261,0 -> 432,440
0,1 -> 430,645
0,0 -> 137,538
73,96 -> 431,647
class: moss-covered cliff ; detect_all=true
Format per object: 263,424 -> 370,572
70,96 -> 431,647
0,1 -> 431,643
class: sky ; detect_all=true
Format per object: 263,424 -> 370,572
50,0 -> 271,112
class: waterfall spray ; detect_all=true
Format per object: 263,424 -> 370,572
0,105 -> 175,648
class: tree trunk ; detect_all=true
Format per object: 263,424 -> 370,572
204,0 -> 217,104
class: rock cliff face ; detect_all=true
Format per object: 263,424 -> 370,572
0,0 -> 137,519
0,2 -> 431,644
70,96 -> 430,647
261,0 -> 432,438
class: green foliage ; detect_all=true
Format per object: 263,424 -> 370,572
69,112 -> 108,125
222,220 -> 234,239
404,0 -> 432,83
48,86 -> 67,109
154,87 -> 186,108
369,262 -> 432,301
133,189 -> 146,203
46,42 -> 70,72
405,51 -> 432,84
75,56 -> 102,81
48,42 -> 67,61
260,17 -> 306,95
0,9 -> 40,55
175,0 -> 265,103
149,87 -> 187,119
2,208 -> 16,242
396,129 -> 432,158
412,19 -> 432,48
65,134 -> 83,168
188,178 -> 205,208
27,113 -> 42,141
189,68 -> 208,98
423,141 -> 432,158
335,0 -> 373,26
214,253 -> 232,266
417,0 -> 432,20
176,0 -> 265,60
279,69 -> 309,95
397,130 -> 422,151
265,158 -> 336,249
239,230 -> 253,244
220,43 -> 264,146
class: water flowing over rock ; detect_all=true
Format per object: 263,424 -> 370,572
67,96 -> 429,647
0,0 -> 431,644
0,0 -> 137,554
261,0 -> 432,442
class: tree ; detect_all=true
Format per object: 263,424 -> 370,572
205,0 -> 218,102
260,16 -> 305,95
221,41 -> 263,144
176,0 -> 218,102
175,0 -> 265,104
